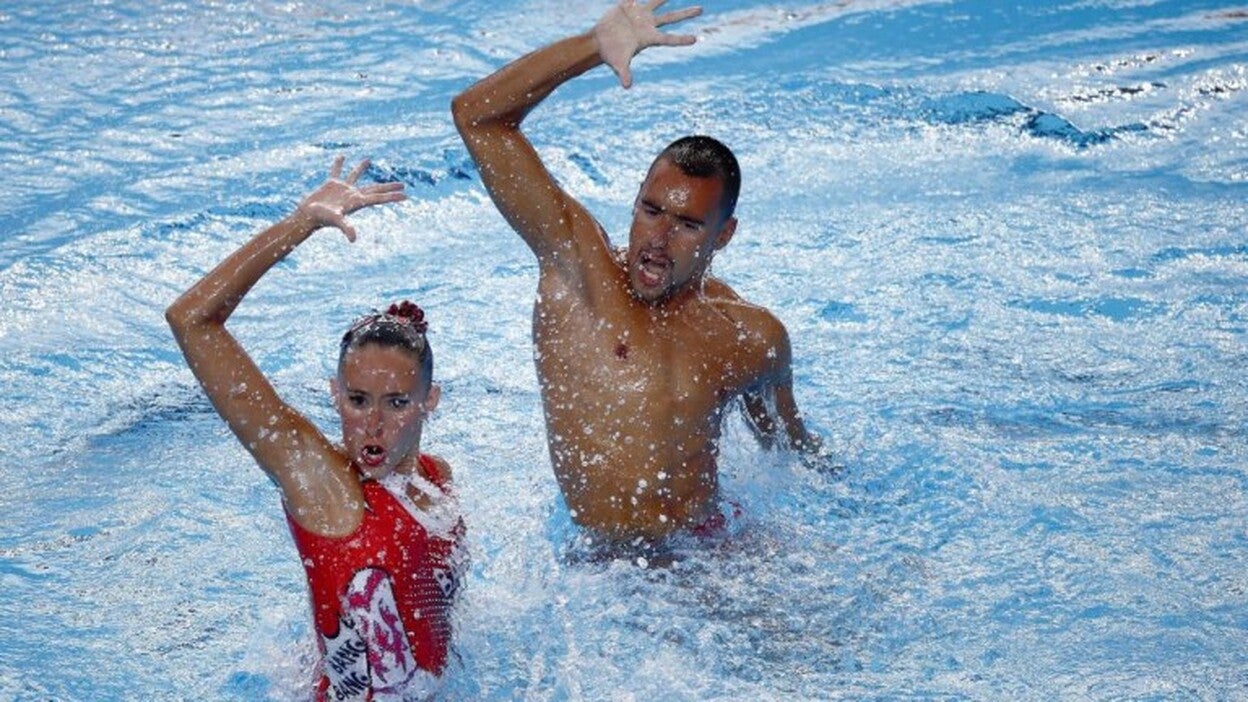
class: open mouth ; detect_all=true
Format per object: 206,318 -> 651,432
360,444 -> 387,468
637,251 -> 670,287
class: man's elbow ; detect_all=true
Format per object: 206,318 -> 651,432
165,295 -> 211,339
450,93 -> 479,134
452,91 -> 523,138
165,298 -> 190,333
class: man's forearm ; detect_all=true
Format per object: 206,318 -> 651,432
453,32 -> 603,130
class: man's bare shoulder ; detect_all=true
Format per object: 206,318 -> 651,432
702,276 -> 742,302
700,279 -> 794,383
536,221 -> 621,302
702,277 -> 788,341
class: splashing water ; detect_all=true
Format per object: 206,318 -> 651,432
1,1 -> 1246,699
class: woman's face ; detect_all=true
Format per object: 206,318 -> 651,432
333,343 -> 437,479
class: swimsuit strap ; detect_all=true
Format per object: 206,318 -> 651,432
375,456 -> 459,538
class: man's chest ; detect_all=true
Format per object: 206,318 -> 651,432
533,298 -> 761,401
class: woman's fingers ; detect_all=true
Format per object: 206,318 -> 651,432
328,154 -> 346,180
345,158 -> 370,185
656,5 -> 701,28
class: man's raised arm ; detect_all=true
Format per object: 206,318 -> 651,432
451,1 -> 702,262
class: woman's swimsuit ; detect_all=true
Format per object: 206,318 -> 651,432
285,455 -> 465,701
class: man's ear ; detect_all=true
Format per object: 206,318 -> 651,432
329,377 -> 343,409
423,383 -> 442,414
714,216 -> 737,250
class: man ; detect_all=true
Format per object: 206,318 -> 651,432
453,0 -> 821,549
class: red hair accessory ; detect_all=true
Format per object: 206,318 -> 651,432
386,300 -> 428,334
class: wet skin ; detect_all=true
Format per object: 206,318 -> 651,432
532,159 -> 787,540
334,344 -> 434,481
451,10 -> 815,544
626,158 -> 736,304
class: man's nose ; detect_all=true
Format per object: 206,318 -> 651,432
654,216 -> 678,242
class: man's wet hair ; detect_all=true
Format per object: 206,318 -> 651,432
339,301 -> 433,389
657,135 -> 741,219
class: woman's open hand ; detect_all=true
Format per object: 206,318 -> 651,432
296,156 -> 407,242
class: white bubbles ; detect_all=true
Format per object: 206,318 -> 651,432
3,0 -> 1245,699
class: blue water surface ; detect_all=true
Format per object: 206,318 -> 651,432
1,1 -> 1246,700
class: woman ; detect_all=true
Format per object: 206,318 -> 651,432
166,157 -> 463,700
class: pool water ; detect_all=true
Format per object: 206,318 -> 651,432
2,0 -> 1246,699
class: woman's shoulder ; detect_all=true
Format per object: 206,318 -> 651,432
420,453 -> 454,487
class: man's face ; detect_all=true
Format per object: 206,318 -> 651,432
626,158 -> 736,304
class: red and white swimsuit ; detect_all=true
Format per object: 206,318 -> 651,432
285,455 -> 465,701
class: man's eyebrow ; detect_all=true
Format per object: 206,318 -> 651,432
639,198 -> 706,226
